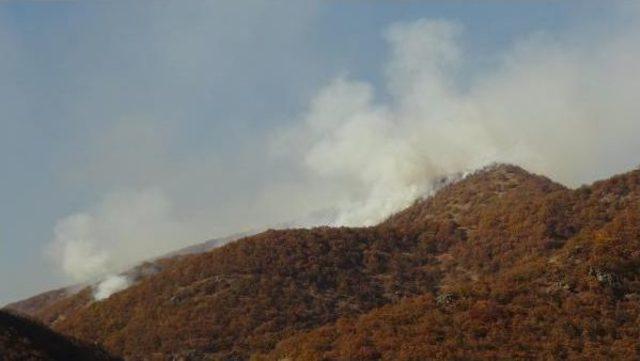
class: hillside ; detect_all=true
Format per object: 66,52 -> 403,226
0,310 -> 118,360
5,234 -> 246,322
5,287 -> 79,319
259,166 -> 640,360
7,164 -> 640,360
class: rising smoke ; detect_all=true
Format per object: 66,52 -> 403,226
93,275 -> 131,301
281,12 -> 640,226
48,7 -> 640,298
48,189 -> 200,287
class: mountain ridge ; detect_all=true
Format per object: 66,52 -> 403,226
6,163 -> 640,360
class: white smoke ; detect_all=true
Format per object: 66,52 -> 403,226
48,188 -> 200,286
44,6 -> 640,296
93,275 -> 131,301
278,13 -> 640,226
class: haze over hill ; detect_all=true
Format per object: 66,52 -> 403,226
6,233 -> 249,311
3,2 -> 640,307
2,2 -> 640,361
50,3 -> 640,295
7,164 -> 640,360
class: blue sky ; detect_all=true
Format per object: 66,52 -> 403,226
0,1 -> 630,305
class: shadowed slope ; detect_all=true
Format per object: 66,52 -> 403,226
0,311 -> 119,361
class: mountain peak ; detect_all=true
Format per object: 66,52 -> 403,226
465,163 -> 558,187
383,163 -> 565,230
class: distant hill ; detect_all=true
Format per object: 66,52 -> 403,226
0,310 -> 118,360
6,164 -> 640,360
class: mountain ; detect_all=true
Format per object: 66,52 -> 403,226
258,165 -> 640,360
0,310 -> 119,360
6,164 -> 640,360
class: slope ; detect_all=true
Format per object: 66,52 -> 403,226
0,310 -> 118,361
4,234 -> 247,322
260,167 -> 640,360
11,164 -> 592,360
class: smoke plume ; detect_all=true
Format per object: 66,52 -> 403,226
45,6 -> 640,295
279,12 -> 640,226
93,275 -> 131,301
48,188 -> 200,285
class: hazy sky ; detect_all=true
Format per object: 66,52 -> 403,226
0,1 -> 634,305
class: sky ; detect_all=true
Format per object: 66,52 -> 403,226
1,1 -> 638,305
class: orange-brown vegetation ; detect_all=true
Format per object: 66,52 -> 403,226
7,164 -> 640,360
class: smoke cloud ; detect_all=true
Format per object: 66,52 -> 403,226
48,188 -> 201,283
93,275 -> 131,301
44,5 -> 640,295
279,12 -> 640,226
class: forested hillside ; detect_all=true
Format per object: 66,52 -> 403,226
6,164 -> 640,360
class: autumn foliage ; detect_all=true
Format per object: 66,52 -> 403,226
7,164 -> 640,360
